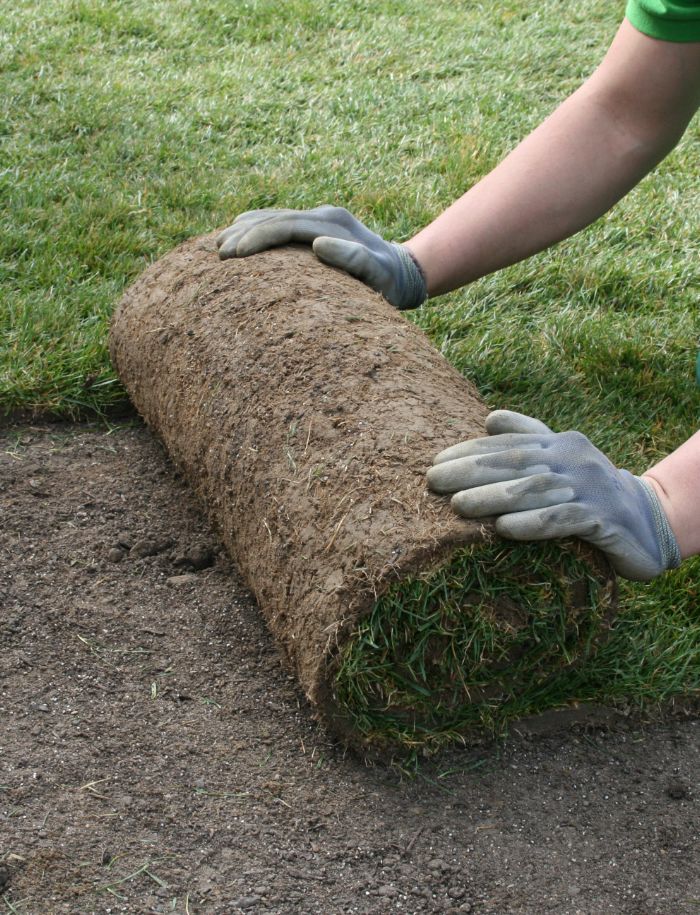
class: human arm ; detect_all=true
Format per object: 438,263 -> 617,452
218,19 -> 700,307
426,411 -> 699,581
642,430 -> 700,562
406,19 -> 700,295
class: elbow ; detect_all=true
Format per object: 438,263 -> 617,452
582,80 -> 692,174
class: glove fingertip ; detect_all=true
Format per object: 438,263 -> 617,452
311,235 -> 332,258
431,448 -> 451,466
313,237 -> 375,281
217,237 -> 238,260
450,491 -> 469,516
426,465 -> 452,493
486,410 -> 553,436
493,513 -> 532,540
312,234 -> 354,260
216,227 -> 234,249
235,233 -> 268,258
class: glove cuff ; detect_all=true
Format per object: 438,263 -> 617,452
392,244 -> 428,311
636,476 -> 682,571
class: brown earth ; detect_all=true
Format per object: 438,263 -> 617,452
109,238 -> 613,750
1,421 -> 699,915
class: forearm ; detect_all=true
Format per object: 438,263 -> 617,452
406,97 -> 656,294
642,431 -> 700,561
407,21 -> 700,296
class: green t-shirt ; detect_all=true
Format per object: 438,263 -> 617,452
626,0 -> 700,41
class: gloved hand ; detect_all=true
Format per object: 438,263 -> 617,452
426,410 -> 681,581
216,205 -> 427,310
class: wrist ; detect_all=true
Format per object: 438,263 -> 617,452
393,243 -> 428,310
638,474 -> 682,569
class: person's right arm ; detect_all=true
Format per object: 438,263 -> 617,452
405,18 -> 700,296
218,19 -> 700,308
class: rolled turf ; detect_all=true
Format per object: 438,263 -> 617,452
110,235 -> 616,758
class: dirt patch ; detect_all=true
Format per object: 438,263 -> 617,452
109,238 -> 614,753
1,422 -> 698,914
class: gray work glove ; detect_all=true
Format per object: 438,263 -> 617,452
216,205 -> 427,310
427,410 -> 681,581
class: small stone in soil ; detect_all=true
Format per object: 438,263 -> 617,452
231,896 -> 260,911
172,543 -> 216,571
131,537 -> 174,558
666,777 -> 689,800
167,574 -> 198,586
377,885 -> 398,897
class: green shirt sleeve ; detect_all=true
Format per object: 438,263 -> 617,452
626,0 -> 700,41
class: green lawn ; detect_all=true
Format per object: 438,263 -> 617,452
2,0 -> 698,716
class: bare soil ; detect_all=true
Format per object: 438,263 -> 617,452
1,421 -> 698,915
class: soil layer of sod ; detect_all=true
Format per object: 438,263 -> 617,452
110,237 -> 614,757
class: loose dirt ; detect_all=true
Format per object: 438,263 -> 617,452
1,422 -> 698,914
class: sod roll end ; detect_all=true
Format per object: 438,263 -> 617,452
110,234 -> 616,758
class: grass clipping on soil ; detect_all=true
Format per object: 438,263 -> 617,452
110,235 -> 615,759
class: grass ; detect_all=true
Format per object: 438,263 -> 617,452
334,538 -> 614,755
334,537 -> 700,758
0,0 -> 659,416
2,0 -> 698,745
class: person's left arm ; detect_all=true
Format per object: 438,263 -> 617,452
642,429 -> 700,561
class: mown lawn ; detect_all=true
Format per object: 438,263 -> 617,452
2,0 -> 698,716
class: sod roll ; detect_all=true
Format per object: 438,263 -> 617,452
110,234 -> 616,757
